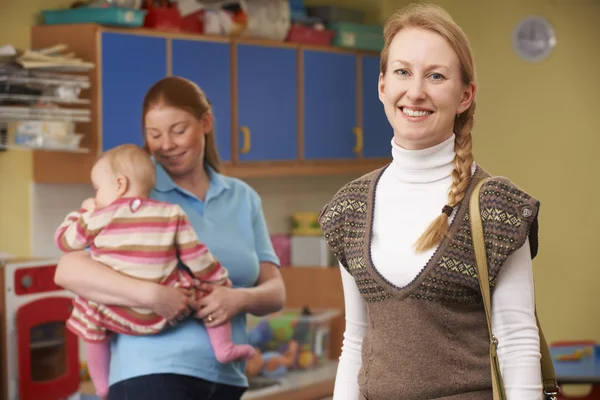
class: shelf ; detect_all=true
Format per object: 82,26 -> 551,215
0,106 -> 91,122
224,159 -> 390,179
0,144 -> 89,153
0,74 -> 90,89
0,94 -> 90,105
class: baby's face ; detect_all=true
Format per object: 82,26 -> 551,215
90,158 -> 120,209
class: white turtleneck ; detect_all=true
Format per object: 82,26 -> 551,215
333,134 -> 543,400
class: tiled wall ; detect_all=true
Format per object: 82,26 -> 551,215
31,182 -> 95,257
30,173 -> 357,258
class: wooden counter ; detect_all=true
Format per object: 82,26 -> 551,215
243,362 -> 337,400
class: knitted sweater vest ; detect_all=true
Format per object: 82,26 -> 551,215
318,165 -> 540,400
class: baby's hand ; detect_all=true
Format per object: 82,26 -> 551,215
81,197 -> 96,211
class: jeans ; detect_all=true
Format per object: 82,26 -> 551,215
108,373 -> 247,400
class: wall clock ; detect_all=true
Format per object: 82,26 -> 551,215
513,16 -> 557,62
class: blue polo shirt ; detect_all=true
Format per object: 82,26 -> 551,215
107,162 -> 280,388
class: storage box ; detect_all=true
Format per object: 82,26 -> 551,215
290,236 -> 333,267
329,21 -> 384,51
42,7 -> 147,27
247,308 -> 340,370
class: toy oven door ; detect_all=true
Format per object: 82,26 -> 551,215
16,296 -> 80,400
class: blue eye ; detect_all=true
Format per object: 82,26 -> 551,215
431,73 -> 445,80
395,68 -> 409,76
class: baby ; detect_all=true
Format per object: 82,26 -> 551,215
54,144 -> 255,399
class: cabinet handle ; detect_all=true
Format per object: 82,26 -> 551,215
240,126 -> 251,154
353,127 -> 363,155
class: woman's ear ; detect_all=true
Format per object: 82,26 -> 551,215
116,175 -> 129,196
201,112 -> 213,135
457,81 -> 477,114
378,73 -> 386,103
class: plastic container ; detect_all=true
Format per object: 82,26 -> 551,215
329,22 -> 384,51
6,120 -> 84,151
42,7 -> 147,27
247,307 -> 340,371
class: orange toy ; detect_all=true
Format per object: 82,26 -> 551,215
245,340 -> 299,378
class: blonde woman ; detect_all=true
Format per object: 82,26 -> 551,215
319,4 -> 543,399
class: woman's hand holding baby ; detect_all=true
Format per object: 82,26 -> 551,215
144,284 -> 197,326
194,283 -> 249,328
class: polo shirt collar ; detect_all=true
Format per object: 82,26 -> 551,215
154,160 -> 229,198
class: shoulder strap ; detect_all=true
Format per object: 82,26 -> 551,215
469,178 -> 560,400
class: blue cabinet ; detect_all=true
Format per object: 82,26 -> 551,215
98,31 -> 390,166
361,55 -> 392,158
236,44 -> 298,162
101,33 -> 167,151
171,39 -> 232,162
303,50 -> 357,160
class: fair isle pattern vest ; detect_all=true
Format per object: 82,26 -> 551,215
318,165 -> 540,400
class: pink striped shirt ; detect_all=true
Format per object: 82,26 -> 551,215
55,197 -> 227,285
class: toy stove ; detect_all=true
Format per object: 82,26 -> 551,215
1,258 -> 84,400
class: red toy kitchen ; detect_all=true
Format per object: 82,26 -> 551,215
0,258 -> 85,400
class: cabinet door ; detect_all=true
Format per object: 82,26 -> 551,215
101,33 -> 167,152
362,55 -> 393,158
303,50 -> 357,160
171,39 -> 232,163
236,44 -> 298,162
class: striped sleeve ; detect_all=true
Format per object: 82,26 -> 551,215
195,261 -> 230,286
173,206 -> 223,279
54,208 -> 104,252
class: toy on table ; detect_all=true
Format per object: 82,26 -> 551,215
245,306 -> 325,378
245,341 -> 299,379
554,346 -> 593,362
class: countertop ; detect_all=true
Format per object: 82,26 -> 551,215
243,361 -> 338,400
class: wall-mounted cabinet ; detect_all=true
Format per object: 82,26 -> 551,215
236,44 -> 298,163
29,24 -> 392,183
101,32 -> 168,153
172,39 -> 232,163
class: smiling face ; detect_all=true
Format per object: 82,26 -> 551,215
144,104 -> 212,178
378,27 -> 475,150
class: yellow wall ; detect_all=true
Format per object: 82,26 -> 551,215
0,0 -> 71,257
0,151 -> 32,257
381,0 -> 600,343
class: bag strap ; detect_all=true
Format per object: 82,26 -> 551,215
469,178 -> 560,400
